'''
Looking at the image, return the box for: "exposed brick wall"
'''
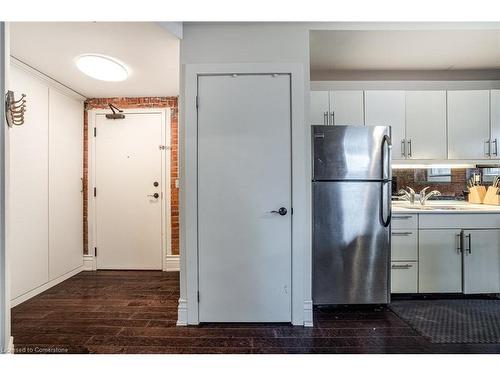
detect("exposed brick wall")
[83,97,179,256]
[393,168,472,199]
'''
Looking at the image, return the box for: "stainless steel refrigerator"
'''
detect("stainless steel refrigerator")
[312,125,392,305]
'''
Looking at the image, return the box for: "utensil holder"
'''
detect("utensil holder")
[483,186,500,206]
[468,186,487,204]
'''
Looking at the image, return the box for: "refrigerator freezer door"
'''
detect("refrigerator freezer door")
[312,125,391,181]
[313,181,391,304]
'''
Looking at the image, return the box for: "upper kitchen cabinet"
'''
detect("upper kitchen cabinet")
[491,90,500,159]
[448,90,490,160]
[310,91,330,125]
[364,91,406,160]
[405,91,447,160]
[329,91,364,126]
[310,90,364,126]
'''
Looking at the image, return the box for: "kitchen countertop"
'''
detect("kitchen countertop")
[392,200,500,214]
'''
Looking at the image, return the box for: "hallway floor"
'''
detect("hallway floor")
[11,271,500,354]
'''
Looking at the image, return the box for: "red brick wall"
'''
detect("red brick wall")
[83,97,179,255]
[393,168,469,198]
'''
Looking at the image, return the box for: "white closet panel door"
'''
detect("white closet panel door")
[447,90,490,160]
[364,91,406,160]
[405,91,447,160]
[48,88,83,280]
[329,90,364,126]
[10,66,49,299]
[310,91,329,125]
[491,90,500,159]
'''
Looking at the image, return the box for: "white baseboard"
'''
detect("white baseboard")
[83,255,96,271]
[177,298,188,326]
[11,265,84,307]
[7,336,14,354]
[165,255,180,272]
[303,300,314,327]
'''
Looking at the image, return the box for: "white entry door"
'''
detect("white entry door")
[95,112,166,269]
[197,74,292,322]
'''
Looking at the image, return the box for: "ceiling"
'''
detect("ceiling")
[310,30,500,79]
[10,22,179,98]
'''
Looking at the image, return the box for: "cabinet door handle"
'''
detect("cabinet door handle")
[323,112,328,125]
[392,232,412,236]
[407,139,412,158]
[401,139,406,158]
[465,233,472,254]
[486,139,491,157]
[493,138,498,157]
[392,215,413,219]
[391,264,413,269]
[330,111,335,125]
[456,233,462,253]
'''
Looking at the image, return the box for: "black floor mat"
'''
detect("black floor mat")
[390,299,500,344]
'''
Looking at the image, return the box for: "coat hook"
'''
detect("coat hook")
[5,90,27,127]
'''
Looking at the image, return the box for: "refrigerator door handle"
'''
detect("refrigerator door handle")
[382,135,392,181]
[380,134,392,227]
[380,180,392,227]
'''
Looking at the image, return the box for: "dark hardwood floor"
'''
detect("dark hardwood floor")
[10,271,500,354]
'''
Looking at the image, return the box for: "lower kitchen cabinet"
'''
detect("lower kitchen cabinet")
[463,229,500,294]
[391,262,418,293]
[418,229,463,293]
[391,229,417,261]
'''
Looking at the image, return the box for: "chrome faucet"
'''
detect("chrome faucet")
[419,187,441,205]
[397,187,417,204]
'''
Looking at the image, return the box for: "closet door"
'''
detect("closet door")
[10,66,49,299]
[48,89,83,280]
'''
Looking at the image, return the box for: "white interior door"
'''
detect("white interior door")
[198,74,292,322]
[48,88,83,279]
[10,65,49,299]
[95,112,164,270]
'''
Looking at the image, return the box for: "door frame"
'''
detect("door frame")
[87,108,172,271]
[179,63,311,326]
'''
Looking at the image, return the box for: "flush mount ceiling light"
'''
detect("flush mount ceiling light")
[75,54,129,82]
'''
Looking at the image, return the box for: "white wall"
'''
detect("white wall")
[0,21,11,353]
[179,22,312,325]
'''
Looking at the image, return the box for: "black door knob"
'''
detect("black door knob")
[148,193,160,199]
[153,181,159,187]
[271,207,287,216]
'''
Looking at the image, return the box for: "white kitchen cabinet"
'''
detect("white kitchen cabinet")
[405,91,447,160]
[491,90,500,159]
[447,90,490,160]
[10,65,50,299]
[310,90,364,126]
[391,230,417,261]
[463,229,500,294]
[364,90,406,160]
[419,229,463,293]
[310,91,329,125]
[48,88,84,280]
[329,91,364,126]
[391,262,418,293]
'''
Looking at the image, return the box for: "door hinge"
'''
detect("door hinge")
[197,291,200,302]
[94,247,97,257]
[94,127,97,137]
[196,95,199,109]
[93,187,97,197]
